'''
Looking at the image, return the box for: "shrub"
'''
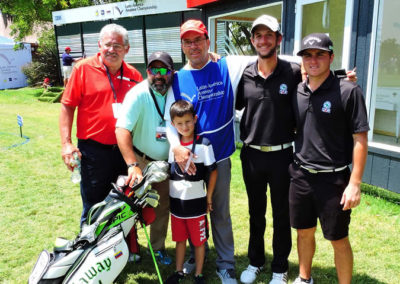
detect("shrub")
[22,29,60,87]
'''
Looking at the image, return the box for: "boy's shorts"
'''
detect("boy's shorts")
[171,215,209,246]
[289,162,352,241]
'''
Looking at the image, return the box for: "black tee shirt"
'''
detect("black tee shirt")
[236,58,302,145]
[292,72,370,169]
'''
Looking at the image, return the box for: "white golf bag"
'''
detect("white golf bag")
[28,161,169,284]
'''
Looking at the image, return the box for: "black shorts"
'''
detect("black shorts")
[289,163,351,241]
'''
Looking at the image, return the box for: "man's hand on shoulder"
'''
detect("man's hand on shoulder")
[346,67,357,82]
[340,181,361,210]
[208,52,221,62]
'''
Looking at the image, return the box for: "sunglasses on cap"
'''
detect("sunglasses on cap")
[147,67,172,76]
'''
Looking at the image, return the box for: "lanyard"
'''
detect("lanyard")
[148,87,165,122]
[104,64,123,102]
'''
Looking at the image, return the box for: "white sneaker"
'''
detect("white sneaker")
[217,268,238,284]
[269,272,288,284]
[240,265,263,284]
[293,276,314,284]
[183,257,196,274]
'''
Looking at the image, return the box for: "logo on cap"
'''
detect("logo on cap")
[304,36,321,46]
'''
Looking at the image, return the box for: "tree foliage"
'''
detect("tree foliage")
[22,28,61,86]
[0,0,131,40]
[228,22,255,55]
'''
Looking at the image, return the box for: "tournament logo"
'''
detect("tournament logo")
[322,101,331,113]
[279,83,288,95]
[181,92,196,102]
[114,6,124,15]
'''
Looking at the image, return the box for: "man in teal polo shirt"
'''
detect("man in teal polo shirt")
[116,51,174,265]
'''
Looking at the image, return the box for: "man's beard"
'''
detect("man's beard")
[150,78,168,94]
[258,45,277,59]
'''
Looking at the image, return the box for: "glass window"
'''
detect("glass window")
[369,0,400,148]
[300,0,346,70]
[213,3,283,56]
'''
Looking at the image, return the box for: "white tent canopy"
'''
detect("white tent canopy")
[0,36,32,90]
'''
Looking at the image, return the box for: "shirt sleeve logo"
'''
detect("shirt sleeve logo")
[322,101,332,113]
[279,83,288,95]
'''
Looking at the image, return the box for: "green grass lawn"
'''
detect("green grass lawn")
[1,88,399,283]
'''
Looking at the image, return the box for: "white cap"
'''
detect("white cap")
[251,15,281,34]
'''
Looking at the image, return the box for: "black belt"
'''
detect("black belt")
[133,146,156,162]
[78,139,118,149]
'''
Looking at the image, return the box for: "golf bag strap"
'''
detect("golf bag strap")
[111,186,146,225]
[111,186,139,212]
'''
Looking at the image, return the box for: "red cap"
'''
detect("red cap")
[44,78,50,83]
[65,46,71,51]
[180,19,208,39]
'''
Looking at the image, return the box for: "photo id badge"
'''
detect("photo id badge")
[156,121,167,142]
[112,103,122,119]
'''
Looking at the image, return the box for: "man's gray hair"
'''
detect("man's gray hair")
[99,23,129,46]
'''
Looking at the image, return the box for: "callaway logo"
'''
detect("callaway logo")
[322,101,332,113]
[75,257,111,283]
[303,36,321,46]
[181,92,196,102]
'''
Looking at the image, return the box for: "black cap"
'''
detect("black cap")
[147,51,174,70]
[297,33,333,56]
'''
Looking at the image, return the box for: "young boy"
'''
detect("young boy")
[166,100,218,284]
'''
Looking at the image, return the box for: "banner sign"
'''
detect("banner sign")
[0,43,31,90]
[52,0,195,25]
[187,0,219,8]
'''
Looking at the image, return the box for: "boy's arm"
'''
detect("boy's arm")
[206,168,218,212]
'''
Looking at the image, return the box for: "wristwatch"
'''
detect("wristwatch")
[127,162,139,168]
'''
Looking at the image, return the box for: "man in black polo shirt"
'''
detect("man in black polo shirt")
[236,15,302,284]
[290,33,369,284]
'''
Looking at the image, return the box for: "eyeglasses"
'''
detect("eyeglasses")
[147,67,172,76]
[182,37,207,47]
[102,42,125,51]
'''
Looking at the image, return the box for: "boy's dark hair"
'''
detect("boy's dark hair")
[170,100,195,120]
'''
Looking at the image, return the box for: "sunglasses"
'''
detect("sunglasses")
[147,67,172,76]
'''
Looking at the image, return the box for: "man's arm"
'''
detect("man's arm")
[165,87,196,175]
[115,127,142,187]
[206,168,218,213]
[59,104,79,171]
[166,120,196,174]
[341,131,368,210]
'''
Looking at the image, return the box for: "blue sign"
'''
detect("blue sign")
[17,115,23,127]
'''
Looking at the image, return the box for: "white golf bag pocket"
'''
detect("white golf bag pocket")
[62,231,129,283]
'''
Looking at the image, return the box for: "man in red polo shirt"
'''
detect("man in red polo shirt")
[59,23,142,227]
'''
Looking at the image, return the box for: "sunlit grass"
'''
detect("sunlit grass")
[0,88,399,283]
